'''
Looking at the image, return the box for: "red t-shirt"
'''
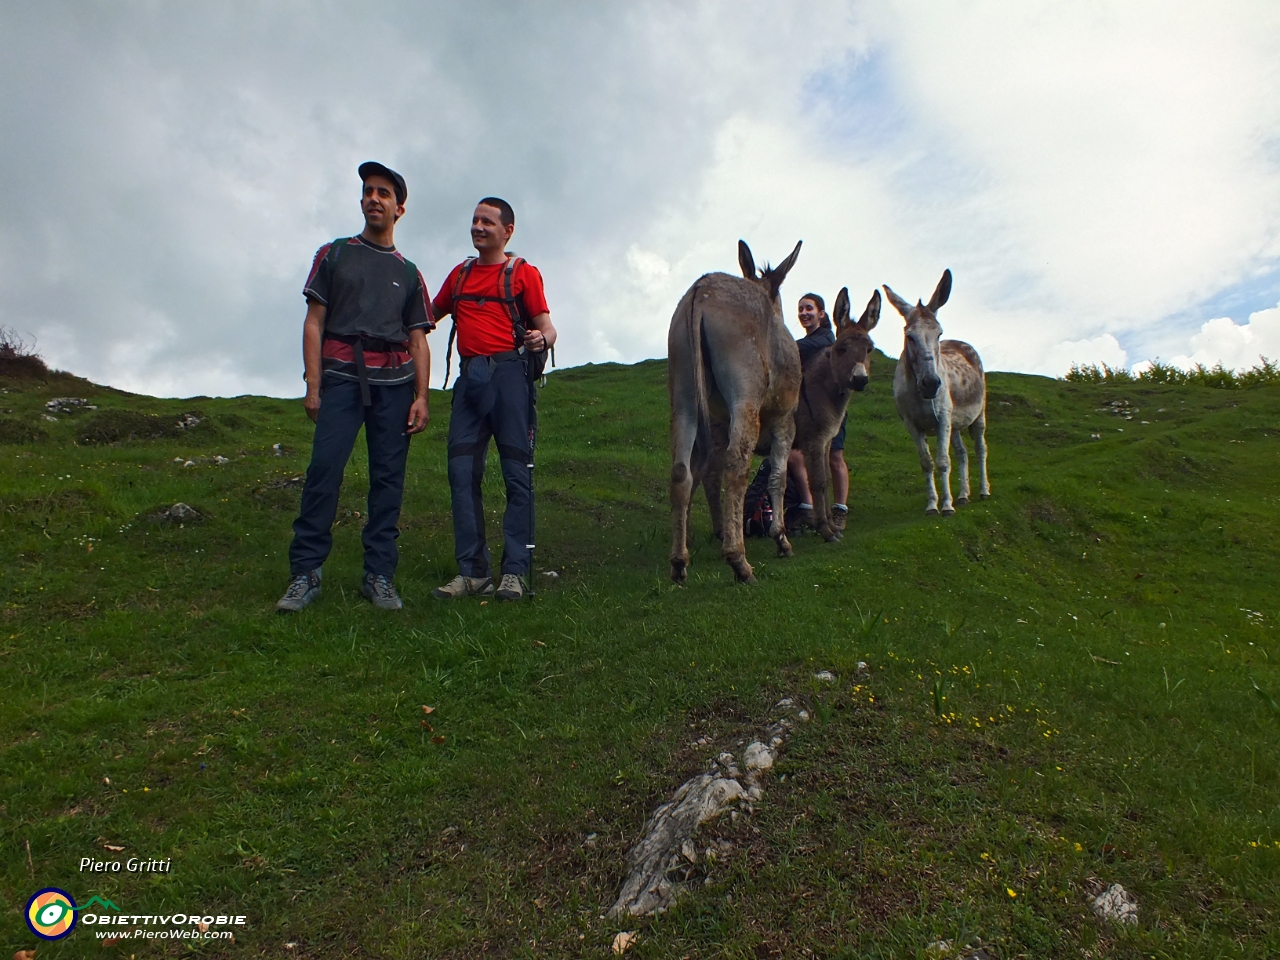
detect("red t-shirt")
[432,258,550,358]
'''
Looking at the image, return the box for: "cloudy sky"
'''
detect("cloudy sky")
[2,1,1279,397]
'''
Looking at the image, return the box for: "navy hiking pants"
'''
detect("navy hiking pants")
[289,376,415,577]
[447,355,535,579]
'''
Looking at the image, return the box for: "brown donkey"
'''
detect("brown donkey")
[668,240,803,583]
[882,269,990,515]
[793,286,881,540]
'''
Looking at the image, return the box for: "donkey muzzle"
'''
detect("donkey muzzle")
[918,374,942,399]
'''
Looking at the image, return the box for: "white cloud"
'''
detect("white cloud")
[1163,305,1280,372]
[1,1,1278,395]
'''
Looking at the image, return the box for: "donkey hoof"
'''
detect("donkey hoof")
[736,571,758,585]
[925,507,940,517]
[941,507,955,517]
[980,492,990,500]
[776,539,794,558]
[670,560,688,583]
[955,497,969,506]
[730,561,756,584]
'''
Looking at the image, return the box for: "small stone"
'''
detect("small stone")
[1089,882,1138,926]
[542,569,559,578]
[611,931,638,954]
[856,661,869,672]
[813,670,836,683]
[584,833,599,847]
[272,443,283,457]
[167,503,200,521]
[742,741,774,772]
[680,840,696,863]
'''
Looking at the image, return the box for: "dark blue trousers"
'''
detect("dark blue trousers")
[289,376,414,577]
[447,355,535,578]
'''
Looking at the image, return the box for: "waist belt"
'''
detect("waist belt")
[462,349,524,364]
[325,334,409,406]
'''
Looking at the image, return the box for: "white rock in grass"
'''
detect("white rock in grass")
[608,774,746,918]
[1089,883,1138,925]
[813,670,837,683]
[742,741,774,772]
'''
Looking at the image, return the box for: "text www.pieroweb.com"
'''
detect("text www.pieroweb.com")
[96,928,234,940]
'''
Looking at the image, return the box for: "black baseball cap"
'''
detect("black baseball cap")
[358,162,407,204]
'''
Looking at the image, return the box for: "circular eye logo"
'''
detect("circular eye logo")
[26,888,78,940]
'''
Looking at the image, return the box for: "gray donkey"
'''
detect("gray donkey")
[669,240,803,584]
[882,269,990,515]
[793,286,881,541]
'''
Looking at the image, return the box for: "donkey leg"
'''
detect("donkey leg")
[804,440,839,542]
[721,408,760,583]
[951,428,971,506]
[906,422,939,515]
[702,422,729,541]
[936,417,955,516]
[972,414,990,499]
[669,414,698,582]
[766,419,795,558]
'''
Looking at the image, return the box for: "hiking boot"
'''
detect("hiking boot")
[276,570,321,613]
[431,574,494,600]
[495,573,526,602]
[362,572,403,611]
[831,504,848,533]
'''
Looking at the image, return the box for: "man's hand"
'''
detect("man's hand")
[522,328,549,352]
[525,312,556,352]
[304,386,322,423]
[406,396,430,434]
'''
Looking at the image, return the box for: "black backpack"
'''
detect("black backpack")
[743,459,776,538]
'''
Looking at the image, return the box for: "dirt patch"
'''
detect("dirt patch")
[78,410,209,444]
[217,413,254,431]
[0,418,47,444]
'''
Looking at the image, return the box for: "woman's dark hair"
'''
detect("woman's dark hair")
[799,292,832,331]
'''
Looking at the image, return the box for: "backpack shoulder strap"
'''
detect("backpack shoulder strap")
[442,258,477,390]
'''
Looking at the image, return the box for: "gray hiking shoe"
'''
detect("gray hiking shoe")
[831,504,848,533]
[431,574,494,600]
[495,573,526,602]
[276,570,321,613]
[362,572,403,611]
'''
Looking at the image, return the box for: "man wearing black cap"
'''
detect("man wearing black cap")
[276,162,433,613]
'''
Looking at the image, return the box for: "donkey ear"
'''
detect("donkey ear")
[766,240,802,298]
[927,269,952,312]
[882,284,913,319]
[738,240,757,279]
[832,287,851,329]
[858,289,881,332]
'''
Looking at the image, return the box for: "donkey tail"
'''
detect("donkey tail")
[688,280,711,441]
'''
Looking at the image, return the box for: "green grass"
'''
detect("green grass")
[1,353,1278,958]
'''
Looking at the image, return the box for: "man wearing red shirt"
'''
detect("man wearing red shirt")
[431,198,557,602]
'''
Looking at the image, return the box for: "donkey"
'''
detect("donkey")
[793,286,881,541]
[669,240,803,584]
[882,269,989,515]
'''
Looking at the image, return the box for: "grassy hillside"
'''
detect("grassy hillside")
[1,352,1278,958]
